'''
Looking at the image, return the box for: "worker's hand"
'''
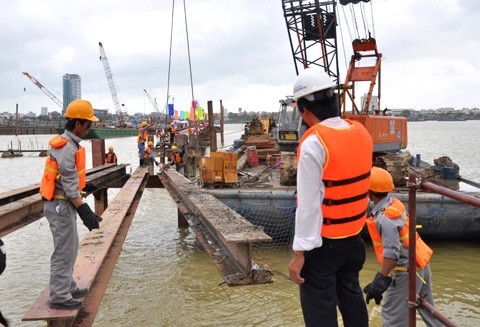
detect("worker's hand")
[363,272,392,305]
[76,203,102,231]
[288,251,305,284]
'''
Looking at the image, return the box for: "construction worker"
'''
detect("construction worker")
[168,122,176,144]
[144,141,159,166]
[105,145,117,164]
[364,167,441,326]
[137,121,149,166]
[170,145,185,173]
[288,67,372,326]
[39,99,102,310]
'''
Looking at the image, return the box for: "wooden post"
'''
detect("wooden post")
[207,101,217,152]
[91,139,108,215]
[15,104,19,136]
[220,100,224,147]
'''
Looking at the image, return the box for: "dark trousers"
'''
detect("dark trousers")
[300,234,368,327]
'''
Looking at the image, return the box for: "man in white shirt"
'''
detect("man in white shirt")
[288,67,373,326]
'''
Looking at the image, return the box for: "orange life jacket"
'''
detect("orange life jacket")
[137,128,148,143]
[297,120,373,238]
[143,146,152,159]
[106,152,117,164]
[366,197,433,269]
[39,134,86,201]
[171,152,183,165]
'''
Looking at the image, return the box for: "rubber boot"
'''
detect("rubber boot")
[139,158,145,167]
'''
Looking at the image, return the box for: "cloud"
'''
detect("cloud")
[1,0,479,116]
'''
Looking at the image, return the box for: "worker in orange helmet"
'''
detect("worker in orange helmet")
[364,166,440,326]
[143,141,159,167]
[137,121,150,166]
[40,100,102,310]
[105,145,117,164]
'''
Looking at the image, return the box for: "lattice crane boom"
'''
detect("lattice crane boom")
[22,72,63,109]
[98,42,124,116]
[143,89,160,113]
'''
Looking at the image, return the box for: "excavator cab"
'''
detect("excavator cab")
[276,97,307,152]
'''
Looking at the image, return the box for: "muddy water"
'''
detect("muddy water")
[0,121,479,326]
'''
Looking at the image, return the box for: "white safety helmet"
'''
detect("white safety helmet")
[292,67,336,101]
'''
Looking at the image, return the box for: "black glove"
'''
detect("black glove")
[83,183,98,193]
[76,203,102,231]
[363,272,392,305]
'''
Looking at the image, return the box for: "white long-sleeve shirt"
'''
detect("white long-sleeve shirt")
[292,117,350,251]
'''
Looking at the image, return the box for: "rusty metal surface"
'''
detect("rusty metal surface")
[0,165,129,237]
[23,167,148,325]
[159,170,272,286]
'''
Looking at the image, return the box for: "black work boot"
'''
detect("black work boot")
[49,299,83,310]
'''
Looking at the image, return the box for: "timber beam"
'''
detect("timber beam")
[159,169,272,286]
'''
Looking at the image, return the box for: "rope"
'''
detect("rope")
[183,0,195,103]
[166,0,175,115]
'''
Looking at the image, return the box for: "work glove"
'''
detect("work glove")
[363,272,392,305]
[76,203,102,231]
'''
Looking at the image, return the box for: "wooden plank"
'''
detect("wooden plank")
[23,168,148,323]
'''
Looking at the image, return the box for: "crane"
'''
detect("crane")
[279,0,407,153]
[98,42,124,121]
[22,72,63,109]
[143,89,160,114]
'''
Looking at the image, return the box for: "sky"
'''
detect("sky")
[1,0,479,116]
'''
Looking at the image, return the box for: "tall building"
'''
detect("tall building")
[41,107,48,116]
[62,74,82,114]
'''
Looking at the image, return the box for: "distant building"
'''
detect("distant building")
[62,74,82,114]
[41,107,48,116]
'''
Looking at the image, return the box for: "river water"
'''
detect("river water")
[0,121,479,326]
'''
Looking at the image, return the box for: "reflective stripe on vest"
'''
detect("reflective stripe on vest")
[297,120,373,238]
[366,197,433,269]
[39,134,86,201]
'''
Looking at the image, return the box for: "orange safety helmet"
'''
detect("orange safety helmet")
[370,167,394,193]
[108,146,114,151]
[141,121,148,127]
[147,141,154,147]
[64,100,99,122]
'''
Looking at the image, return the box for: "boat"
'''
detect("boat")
[200,1,480,242]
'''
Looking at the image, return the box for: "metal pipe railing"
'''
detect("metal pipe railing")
[406,173,480,327]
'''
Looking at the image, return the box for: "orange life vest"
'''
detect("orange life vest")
[143,146,152,159]
[366,197,433,269]
[137,128,148,143]
[297,120,373,238]
[39,134,86,201]
[106,152,117,164]
[171,152,183,165]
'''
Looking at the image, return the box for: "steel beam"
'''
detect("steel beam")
[159,169,272,286]
[0,164,129,237]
